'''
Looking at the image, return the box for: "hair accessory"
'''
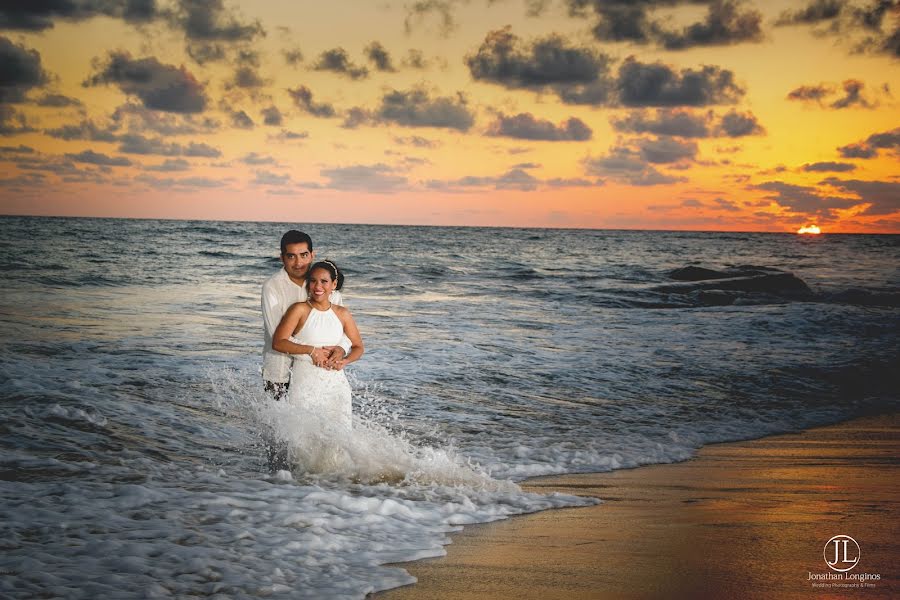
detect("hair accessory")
[322,260,338,278]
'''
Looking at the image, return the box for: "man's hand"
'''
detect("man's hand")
[324,346,347,370]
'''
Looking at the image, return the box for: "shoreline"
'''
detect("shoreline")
[376,413,899,599]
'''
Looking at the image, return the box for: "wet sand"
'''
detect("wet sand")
[376,413,898,599]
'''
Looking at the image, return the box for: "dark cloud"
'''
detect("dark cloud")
[35,93,82,107]
[287,86,336,118]
[717,109,765,137]
[427,168,600,192]
[821,177,900,215]
[174,0,263,42]
[486,112,592,141]
[283,47,304,66]
[261,105,283,126]
[136,173,226,189]
[0,0,158,31]
[637,136,697,163]
[375,87,474,131]
[109,103,220,135]
[402,49,429,69]
[65,149,132,167]
[404,0,458,37]
[44,119,119,142]
[241,152,276,165]
[0,144,35,154]
[787,84,831,102]
[617,58,744,107]
[365,42,396,72]
[802,161,857,172]
[754,180,861,215]
[229,65,266,89]
[117,133,221,157]
[611,109,712,138]
[659,1,764,50]
[837,127,900,158]
[319,163,407,193]
[467,27,610,90]
[583,146,687,186]
[230,109,254,129]
[393,135,440,148]
[312,48,368,80]
[85,51,207,113]
[776,0,844,26]
[0,37,50,103]
[0,105,36,135]
[341,107,372,129]
[830,79,872,108]
[145,158,191,172]
[253,169,291,186]
[269,129,309,141]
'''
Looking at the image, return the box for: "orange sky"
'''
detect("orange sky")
[0,0,898,232]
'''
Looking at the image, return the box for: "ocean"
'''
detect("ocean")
[1,216,897,598]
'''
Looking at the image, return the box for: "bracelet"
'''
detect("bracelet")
[309,346,317,357]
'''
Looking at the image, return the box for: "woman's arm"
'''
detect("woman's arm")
[272,303,329,366]
[328,306,364,370]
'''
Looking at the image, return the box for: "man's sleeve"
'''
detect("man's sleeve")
[261,282,282,337]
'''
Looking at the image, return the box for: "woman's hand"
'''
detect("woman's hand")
[323,346,346,370]
[310,347,328,368]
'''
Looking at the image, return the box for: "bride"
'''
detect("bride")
[272,260,364,436]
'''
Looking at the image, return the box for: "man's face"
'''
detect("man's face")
[281,241,314,285]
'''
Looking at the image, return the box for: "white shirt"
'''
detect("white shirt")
[261,268,350,383]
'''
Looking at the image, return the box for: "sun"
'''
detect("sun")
[797,225,822,235]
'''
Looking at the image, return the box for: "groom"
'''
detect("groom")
[261,229,350,401]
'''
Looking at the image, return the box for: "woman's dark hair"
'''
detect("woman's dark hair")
[307,260,344,290]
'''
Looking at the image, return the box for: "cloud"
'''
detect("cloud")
[611,109,712,138]
[269,129,309,142]
[283,47,304,66]
[0,37,50,103]
[341,107,372,129]
[486,112,592,141]
[109,103,220,136]
[0,105,36,135]
[260,105,283,126]
[402,49,430,69]
[392,135,440,148]
[821,177,900,215]
[136,174,227,189]
[288,85,336,118]
[616,57,744,107]
[85,51,207,113]
[717,109,765,137]
[145,158,191,172]
[658,1,764,50]
[787,84,831,102]
[776,0,844,26]
[312,48,368,79]
[319,163,408,193]
[637,136,697,163]
[404,0,458,37]
[34,93,82,107]
[228,65,266,90]
[365,41,396,72]
[45,119,119,142]
[173,0,263,42]
[253,169,291,186]
[837,127,900,158]
[230,109,254,129]
[241,152,277,165]
[117,133,221,157]
[0,144,35,155]
[831,79,873,108]
[583,146,687,186]
[0,0,158,31]
[802,161,857,172]
[427,168,601,192]
[753,180,862,215]
[65,149,132,167]
[467,27,611,91]
[375,87,475,131]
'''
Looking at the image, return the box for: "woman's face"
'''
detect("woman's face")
[307,267,335,301]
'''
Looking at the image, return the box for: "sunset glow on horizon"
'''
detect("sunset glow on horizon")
[0,1,898,232]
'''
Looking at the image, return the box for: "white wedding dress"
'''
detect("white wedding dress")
[287,305,353,434]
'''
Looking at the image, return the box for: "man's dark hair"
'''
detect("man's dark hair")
[280,230,313,255]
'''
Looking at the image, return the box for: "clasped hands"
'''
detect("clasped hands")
[310,345,346,370]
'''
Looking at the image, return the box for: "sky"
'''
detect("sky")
[0,0,898,232]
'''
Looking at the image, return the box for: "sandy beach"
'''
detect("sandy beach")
[377,413,898,599]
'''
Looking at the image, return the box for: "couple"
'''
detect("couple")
[261,230,364,458]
